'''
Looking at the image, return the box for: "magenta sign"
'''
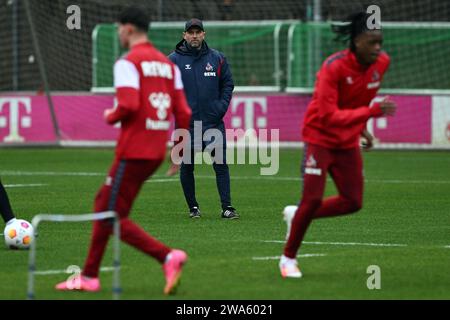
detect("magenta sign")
[0,96,55,142]
[53,96,117,141]
[369,96,431,143]
[223,94,431,144]
[223,95,310,142]
[0,95,116,142]
[0,93,433,145]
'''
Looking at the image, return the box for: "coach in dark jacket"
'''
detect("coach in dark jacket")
[168,18,239,220]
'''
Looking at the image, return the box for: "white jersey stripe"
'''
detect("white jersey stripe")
[174,65,184,90]
[114,59,140,89]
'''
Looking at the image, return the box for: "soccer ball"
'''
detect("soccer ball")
[4,219,34,250]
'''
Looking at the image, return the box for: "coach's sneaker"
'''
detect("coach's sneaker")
[221,206,240,219]
[279,255,302,278]
[283,205,298,240]
[189,207,201,218]
[55,274,101,292]
[163,249,188,295]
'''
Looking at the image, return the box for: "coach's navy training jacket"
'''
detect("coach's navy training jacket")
[169,40,234,130]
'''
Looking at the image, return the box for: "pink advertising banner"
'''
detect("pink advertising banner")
[0,95,116,142]
[370,96,431,143]
[0,93,432,145]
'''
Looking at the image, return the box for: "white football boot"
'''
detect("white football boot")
[282,205,298,240]
[279,255,302,278]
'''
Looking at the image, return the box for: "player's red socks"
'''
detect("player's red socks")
[120,218,171,263]
[284,200,321,258]
[83,218,171,277]
[83,220,112,277]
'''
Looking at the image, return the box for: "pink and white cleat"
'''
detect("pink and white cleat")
[279,255,302,278]
[163,249,188,295]
[55,274,101,292]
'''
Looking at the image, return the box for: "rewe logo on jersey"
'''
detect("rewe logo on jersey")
[367,81,380,89]
[141,61,173,79]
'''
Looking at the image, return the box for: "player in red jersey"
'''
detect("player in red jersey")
[55,7,192,294]
[280,12,397,278]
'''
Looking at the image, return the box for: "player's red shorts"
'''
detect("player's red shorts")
[301,143,363,206]
[283,144,365,258]
[94,158,163,218]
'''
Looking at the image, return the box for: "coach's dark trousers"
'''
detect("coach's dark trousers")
[180,125,231,211]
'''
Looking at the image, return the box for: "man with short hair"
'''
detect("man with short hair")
[55,6,192,295]
[168,18,239,220]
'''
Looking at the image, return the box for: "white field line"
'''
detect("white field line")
[146,178,178,183]
[4,184,48,188]
[252,253,327,260]
[1,171,450,185]
[365,179,450,185]
[34,266,115,276]
[183,175,450,185]
[0,171,103,176]
[194,175,450,185]
[262,240,408,247]
[444,245,450,249]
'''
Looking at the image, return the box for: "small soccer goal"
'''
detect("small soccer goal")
[27,211,121,300]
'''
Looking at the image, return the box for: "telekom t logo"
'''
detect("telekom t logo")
[230,97,267,142]
[0,97,32,142]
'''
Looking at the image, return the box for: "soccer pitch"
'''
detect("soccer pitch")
[0,148,449,300]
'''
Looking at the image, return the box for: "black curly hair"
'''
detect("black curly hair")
[331,11,377,52]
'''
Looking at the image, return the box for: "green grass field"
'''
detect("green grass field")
[0,148,449,300]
